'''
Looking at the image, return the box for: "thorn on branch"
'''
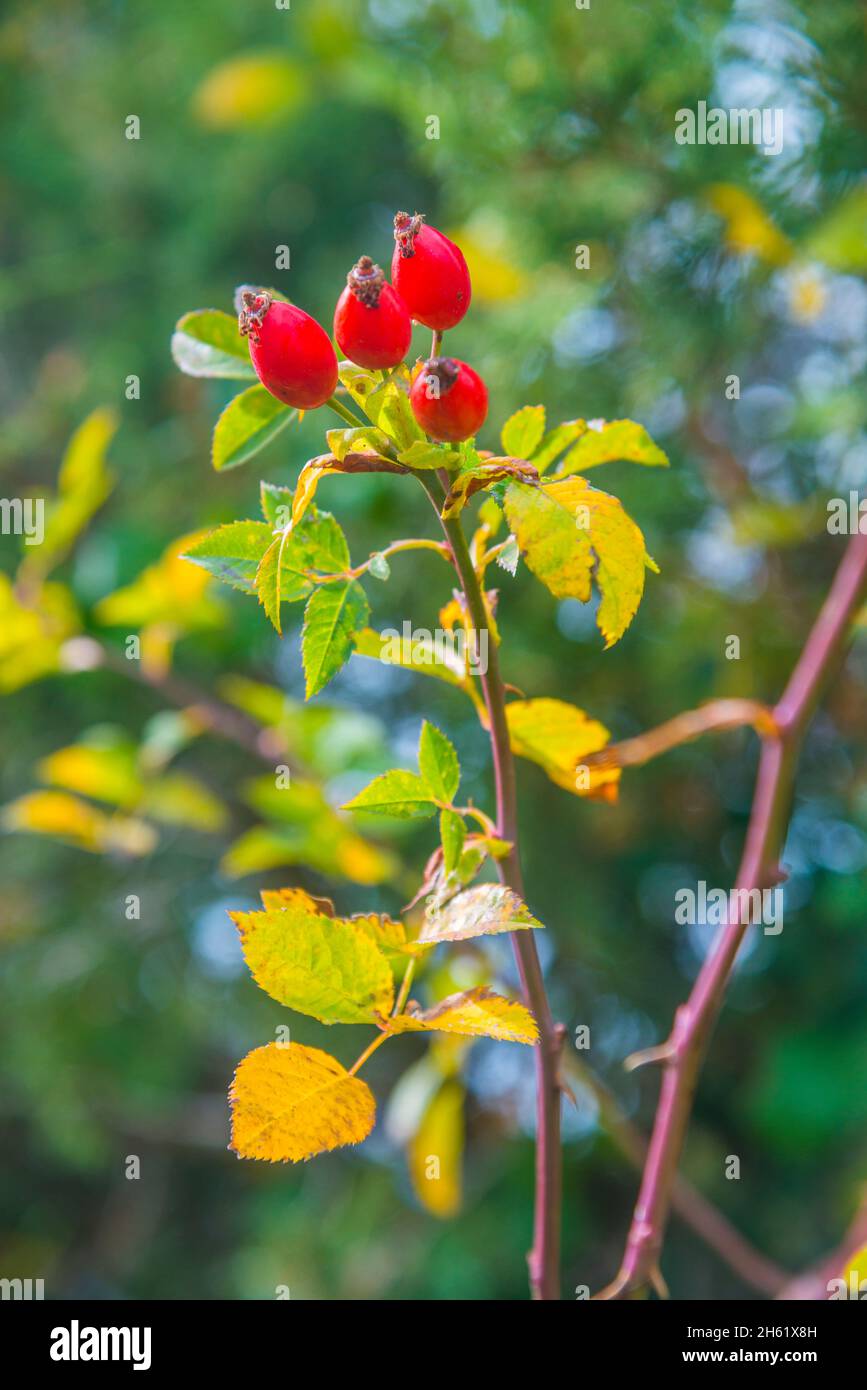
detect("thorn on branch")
[624,1042,675,1073]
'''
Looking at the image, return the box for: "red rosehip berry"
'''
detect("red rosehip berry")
[238,291,338,409]
[409,357,488,443]
[333,256,412,370]
[391,212,472,332]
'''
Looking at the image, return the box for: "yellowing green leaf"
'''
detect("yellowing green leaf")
[326,425,391,462]
[352,626,471,694]
[349,912,426,961]
[212,385,297,471]
[555,419,669,475]
[366,378,424,451]
[501,405,545,459]
[409,1080,464,1217]
[506,697,619,801]
[343,769,437,819]
[419,882,542,944]
[193,54,308,130]
[229,1042,375,1163]
[231,903,394,1024]
[302,579,369,698]
[171,309,257,379]
[504,477,651,646]
[531,420,587,474]
[418,721,460,802]
[397,440,461,470]
[391,987,538,1044]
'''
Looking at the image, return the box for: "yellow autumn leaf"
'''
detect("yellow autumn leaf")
[0,575,79,693]
[446,223,527,303]
[259,886,335,915]
[506,697,620,801]
[230,902,394,1024]
[504,477,651,647]
[20,408,117,580]
[409,1081,464,1218]
[37,741,143,809]
[2,790,156,856]
[95,531,223,632]
[230,1042,375,1163]
[391,987,538,1044]
[419,882,542,945]
[349,911,427,961]
[256,889,419,959]
[707,184,793,267]
[192,54,308,130]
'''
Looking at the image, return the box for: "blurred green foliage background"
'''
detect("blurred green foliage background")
[1,0,866,1299]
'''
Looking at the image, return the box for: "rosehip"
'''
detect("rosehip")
[333,256,412,370]
[239,291,338,409]
[392,212,472,332]
[409,357,488,443]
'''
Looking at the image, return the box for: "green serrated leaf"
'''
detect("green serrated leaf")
[418,721,460,802]
[171,309,256,380]
[501,404,545,459]
[302,579,370,698]
[184,521,273,593]
[342,769,438,819]
[212,386,297,471]
[256,510,350,632]
[260,481,294,528]
[440,809,466,875]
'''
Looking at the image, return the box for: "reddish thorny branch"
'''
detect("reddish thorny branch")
[599,528,867,1299]
[418,471,566,1301]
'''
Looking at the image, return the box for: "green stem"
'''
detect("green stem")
[325,394,366,428]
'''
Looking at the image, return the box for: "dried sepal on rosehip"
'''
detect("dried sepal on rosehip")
[239,291,338,410]
[409,356,488,443]
[333,256,412,370]
[392,212,472,332]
